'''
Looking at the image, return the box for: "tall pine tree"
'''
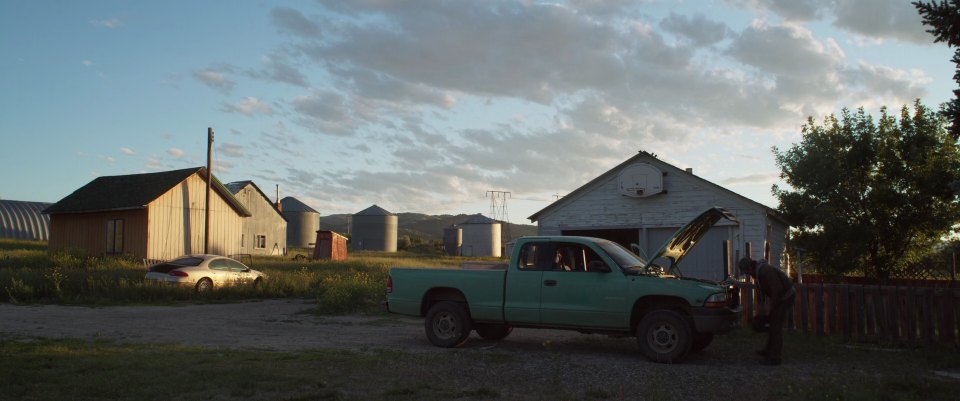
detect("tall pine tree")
[914,1,960,138]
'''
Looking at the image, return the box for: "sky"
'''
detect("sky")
[0,0,955,224]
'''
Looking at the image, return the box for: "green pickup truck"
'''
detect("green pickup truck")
[386,207,742,363]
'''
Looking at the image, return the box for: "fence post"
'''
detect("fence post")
[815,284,825,336]
[799,284,809,333]
[842,284,852,342]
[939,288,955,344]
[905,287,918,346]
[922,288,935,345]
[856,285,866,342]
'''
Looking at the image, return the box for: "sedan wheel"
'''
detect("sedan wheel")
[195,278,213,293]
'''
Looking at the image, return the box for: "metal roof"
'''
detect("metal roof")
[462,214,499,225]
[44,167,251,217]
[355,204,393,216]
[0,199,52,240]
[280,196,319,213]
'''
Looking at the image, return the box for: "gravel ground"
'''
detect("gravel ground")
[2,299,955,400]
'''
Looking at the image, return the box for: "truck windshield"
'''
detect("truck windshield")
[596,240,648,271]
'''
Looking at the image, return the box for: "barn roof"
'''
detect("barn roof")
[44,167,251,216]
[527,151,787,225]
[226,180,287,222]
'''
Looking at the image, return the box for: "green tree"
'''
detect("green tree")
[773,102,960,282]
[914,1,960,138]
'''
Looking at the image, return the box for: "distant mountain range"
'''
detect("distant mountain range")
[318,213,538,242]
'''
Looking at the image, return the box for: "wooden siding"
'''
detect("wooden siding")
[231,183,287,255]
[48,209,148,258]
[146,174,244,260]
[536,155,788,278]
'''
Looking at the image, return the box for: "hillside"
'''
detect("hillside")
[318,213,538,242]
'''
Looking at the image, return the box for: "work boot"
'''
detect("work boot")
[760,358,781,366]
[755,349,768,357]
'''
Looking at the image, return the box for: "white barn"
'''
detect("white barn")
[528,151,790,281]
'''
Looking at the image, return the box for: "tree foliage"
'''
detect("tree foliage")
[773,102,960,281]
[914,0,960,138]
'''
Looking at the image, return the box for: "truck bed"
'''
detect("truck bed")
[387,267,506,321]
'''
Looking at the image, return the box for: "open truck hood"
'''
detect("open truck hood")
[644,207,739,277]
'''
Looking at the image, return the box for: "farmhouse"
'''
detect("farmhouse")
[225,181,287,256]
[528,151,789,281]
[43,167,251,261]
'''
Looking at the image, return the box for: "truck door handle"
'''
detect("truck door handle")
[544,280,558,287]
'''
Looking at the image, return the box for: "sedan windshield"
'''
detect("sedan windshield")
[596,240,648,270]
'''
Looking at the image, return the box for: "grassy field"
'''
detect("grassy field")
[1,329,957,401]
[0,238,489,312]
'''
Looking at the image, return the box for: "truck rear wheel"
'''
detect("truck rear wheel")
[474,323,512,341]
[636,309,692,363]
[424,301,472,348]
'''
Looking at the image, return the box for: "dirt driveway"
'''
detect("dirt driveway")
[0,299,618,354]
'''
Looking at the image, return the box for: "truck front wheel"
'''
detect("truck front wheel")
[636,309,692,363]
[424,301,473,348]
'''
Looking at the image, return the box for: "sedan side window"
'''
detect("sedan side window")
[209,259,230,271]
[227,260,249,272]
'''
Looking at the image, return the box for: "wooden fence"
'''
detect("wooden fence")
[738,283,960,346]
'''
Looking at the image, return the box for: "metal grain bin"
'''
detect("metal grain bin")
[460,214,501,257]
[442,225,462,256]
[280,197,320,248]
[1,200,52,241]
[351,204,398,252]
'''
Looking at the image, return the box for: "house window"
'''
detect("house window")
[255,235,266,249]
[106,219,124,254]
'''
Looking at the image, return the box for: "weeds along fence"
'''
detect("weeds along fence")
[738,283,960,346]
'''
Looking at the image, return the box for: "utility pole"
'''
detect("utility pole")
[205,127,214,254]
[486,191,511,244]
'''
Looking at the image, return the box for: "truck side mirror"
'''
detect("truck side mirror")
[587,261,611,273]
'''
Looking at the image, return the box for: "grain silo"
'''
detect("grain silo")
[460,214,501,257]
[351,205,398,252]
[1,200,52,241]
[280,197,320,248]
[442,225,462,256]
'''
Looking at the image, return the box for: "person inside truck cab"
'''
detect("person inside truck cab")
[553,249,572,271]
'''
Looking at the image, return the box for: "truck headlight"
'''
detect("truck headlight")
[704,292,728,308]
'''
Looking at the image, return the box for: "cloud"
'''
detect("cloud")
[722,173,780,186]
[219,143,244,157]
[120,147,136,156]
[82,60,94,67]
[194,69,236,94]
[168,148,185,158]
[246,54,309,87]
[271,7,322,38]
[659,13,730,47]
[89,18,123,28]
[833,0,929,44]
[222,97,274,116]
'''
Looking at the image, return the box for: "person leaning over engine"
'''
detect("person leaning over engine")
[738,257,796,366]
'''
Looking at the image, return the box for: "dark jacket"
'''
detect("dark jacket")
[755,260,795,304]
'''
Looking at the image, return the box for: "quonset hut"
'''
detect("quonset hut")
[461,214,502,257]
[350,205,397,252]
[0,199,52,241]
[280,197,320,248]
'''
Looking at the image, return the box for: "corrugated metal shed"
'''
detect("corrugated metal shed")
[0,200,52,240]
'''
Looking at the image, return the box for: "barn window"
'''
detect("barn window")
[106,219,124,254]
[255,235,266,249]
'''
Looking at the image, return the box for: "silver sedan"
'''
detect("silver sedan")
[145,254,265,292]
